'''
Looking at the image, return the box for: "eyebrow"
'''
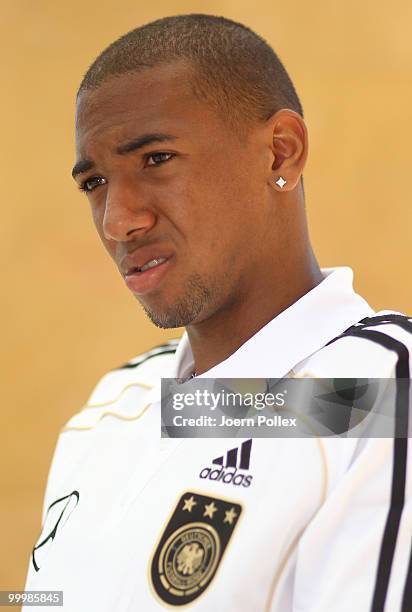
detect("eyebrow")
[71,132,178,179]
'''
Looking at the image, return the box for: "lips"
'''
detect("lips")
[123,256,174,295]
[121,246,174,277]
[128,257,168,274]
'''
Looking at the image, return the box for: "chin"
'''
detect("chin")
[136,272,214,329]
[136,298,195,329]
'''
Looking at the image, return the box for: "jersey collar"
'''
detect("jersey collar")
[170,266,374,380]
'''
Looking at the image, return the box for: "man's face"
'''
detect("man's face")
[74,61,273,328]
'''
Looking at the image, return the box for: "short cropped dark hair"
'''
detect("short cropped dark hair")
[78,14,305,193]
[79,14,303,127]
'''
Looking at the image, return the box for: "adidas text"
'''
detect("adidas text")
[199,466,253,487]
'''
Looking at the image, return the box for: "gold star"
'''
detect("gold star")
[182,495,197,512]
[203,501,218,519]
[224,507,238,525]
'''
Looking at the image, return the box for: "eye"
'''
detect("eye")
[78,176,107,193]
[145,152,175,166]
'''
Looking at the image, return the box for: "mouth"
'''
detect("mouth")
[127,256,169,275]
[124,256,174,295]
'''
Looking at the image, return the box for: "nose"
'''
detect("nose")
[102,181,157,242]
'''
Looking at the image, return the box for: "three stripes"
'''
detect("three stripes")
[212,439,252,470]
[328,313,412,612]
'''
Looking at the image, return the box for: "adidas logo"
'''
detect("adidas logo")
[199,439,253,488]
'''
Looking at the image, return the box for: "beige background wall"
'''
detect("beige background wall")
[1,0,411,592]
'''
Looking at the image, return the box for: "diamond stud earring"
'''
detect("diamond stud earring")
[275,176,287,189]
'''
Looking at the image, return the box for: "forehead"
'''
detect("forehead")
[75,61,223,154]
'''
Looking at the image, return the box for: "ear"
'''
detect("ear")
[267,109,308,191]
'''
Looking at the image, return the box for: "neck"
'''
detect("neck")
[185,247,323,376]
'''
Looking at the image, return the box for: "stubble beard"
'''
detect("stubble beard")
[135,272,216,329]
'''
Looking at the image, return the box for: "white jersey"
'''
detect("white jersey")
[24,267,412,611]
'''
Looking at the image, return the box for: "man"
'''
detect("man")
[24,14,411,611]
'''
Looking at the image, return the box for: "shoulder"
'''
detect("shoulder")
[85,339,179,404]
[38,339,180,521]
[63,339,180,431]
[293,310,412,378]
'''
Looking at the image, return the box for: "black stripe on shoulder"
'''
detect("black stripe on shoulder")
[115,340,179,370]
[326,314,412,349]
[328,327,410,612]
[318,320,412,609]
[355,326,412,612]
[355,314,412,336]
